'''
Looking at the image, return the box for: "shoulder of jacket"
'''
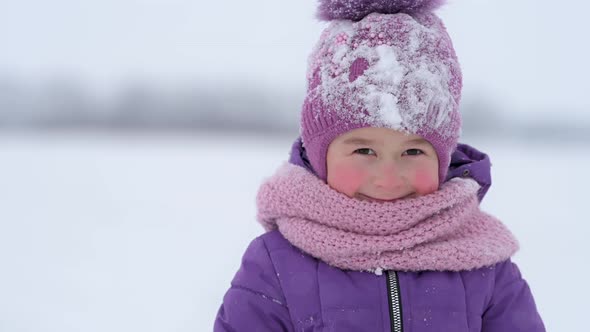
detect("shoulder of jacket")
[256,229,298,253]
[457,260,512,293]
[252,230,320,274]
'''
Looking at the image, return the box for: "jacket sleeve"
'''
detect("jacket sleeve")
[482,259,545,332]
[214,236,294,332]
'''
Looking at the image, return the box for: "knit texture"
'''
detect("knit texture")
[257,163,518,272]
[301,10,462,183]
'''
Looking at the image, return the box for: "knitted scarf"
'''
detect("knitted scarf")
[256,163,518,272]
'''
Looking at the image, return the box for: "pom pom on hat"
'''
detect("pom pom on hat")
[318,0,446,21]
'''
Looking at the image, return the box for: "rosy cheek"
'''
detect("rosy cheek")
[412,168,439,195]
[327,163,367,197]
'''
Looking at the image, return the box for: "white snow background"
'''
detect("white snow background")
[0,132,587,331]
[0,0,588,330]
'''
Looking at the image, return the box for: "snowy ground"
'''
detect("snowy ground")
[0,132,587,331]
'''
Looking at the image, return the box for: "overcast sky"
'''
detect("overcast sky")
[0,0,588,121]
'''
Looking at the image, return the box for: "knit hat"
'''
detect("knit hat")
[301,0,462,183]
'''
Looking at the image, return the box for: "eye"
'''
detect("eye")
[354,148,376,156]
[403,149,424,156]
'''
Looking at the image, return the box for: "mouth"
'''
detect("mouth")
[355,193,412,203]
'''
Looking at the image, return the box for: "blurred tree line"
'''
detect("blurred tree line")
[0,76,587,141]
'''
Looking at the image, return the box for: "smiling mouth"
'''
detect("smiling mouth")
[355,193,410,203]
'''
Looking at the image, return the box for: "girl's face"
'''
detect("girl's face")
[326,127,439,202]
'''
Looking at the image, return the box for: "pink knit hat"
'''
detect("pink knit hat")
[301,0,462,183]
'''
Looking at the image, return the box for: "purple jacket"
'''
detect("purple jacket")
[214,142,545,331]
[215,231,544,331]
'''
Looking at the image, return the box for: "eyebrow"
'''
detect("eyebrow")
[341,137,376,145]
[404,138,430,146]
[341,137,429,146]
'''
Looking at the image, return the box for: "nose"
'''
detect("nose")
[373,160,404,190]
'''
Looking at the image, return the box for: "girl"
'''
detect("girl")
[214,0,545,330]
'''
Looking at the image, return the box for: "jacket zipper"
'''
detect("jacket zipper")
[386,270,403,332]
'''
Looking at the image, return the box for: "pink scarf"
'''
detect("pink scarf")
[256,163,518,272]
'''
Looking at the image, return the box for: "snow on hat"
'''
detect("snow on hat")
[301,0,462,184]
